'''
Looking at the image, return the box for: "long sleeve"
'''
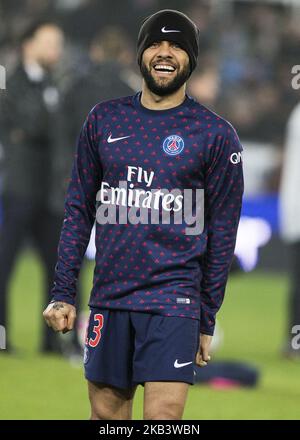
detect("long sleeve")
[51,107,102,305]
[200,123,244,335]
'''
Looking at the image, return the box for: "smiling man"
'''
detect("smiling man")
[43,9,244,420]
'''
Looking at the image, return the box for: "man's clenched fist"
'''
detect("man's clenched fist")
[43,301,76,333]
[195,333,212,367]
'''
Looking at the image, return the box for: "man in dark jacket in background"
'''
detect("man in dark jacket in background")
[0,21,74,354]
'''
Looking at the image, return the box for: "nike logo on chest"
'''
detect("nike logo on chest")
[107,134,132,143]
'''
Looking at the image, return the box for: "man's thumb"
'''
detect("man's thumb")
[195,350,207,367]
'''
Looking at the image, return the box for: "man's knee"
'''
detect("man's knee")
[88,381,135,420]
[144,381,189,420]
[144,401,185,420]
[90,403,117,420]
[90,399,133,420]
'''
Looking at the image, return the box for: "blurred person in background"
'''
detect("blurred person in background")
[279,101,300,359]
[0,21,80,356]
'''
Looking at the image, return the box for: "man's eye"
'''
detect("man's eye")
[171,43,181,49]
[150,42,159,48]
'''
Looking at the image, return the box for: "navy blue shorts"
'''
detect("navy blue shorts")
[84,308,200,390]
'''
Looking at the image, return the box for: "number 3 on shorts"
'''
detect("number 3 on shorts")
[88,313,104,348]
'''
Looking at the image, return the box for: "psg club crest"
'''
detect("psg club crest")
[162,135,184,156]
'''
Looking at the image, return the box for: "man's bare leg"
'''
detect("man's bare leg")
[143,382,189,420]
[88,381,137,420]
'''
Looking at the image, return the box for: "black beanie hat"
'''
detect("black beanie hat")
[137,9,200,74]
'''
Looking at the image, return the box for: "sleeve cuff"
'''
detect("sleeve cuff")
[200,306,216,336]
[50,294,76,307]
[199,326,215,336]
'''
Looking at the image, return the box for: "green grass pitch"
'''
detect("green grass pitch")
[0,250,299,420]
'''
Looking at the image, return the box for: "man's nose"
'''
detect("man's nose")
[156,41,173,57]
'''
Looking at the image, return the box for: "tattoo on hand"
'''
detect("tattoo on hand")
[52,302,65,311]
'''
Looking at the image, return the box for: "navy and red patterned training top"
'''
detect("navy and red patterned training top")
[51,91,244,335]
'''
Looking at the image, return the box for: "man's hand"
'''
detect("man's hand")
[195,333,213,367]
[43,301,76,334]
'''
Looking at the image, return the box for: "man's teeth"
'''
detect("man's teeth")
[154,64,175,72]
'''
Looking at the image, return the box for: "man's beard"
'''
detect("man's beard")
[140,60,190,96]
